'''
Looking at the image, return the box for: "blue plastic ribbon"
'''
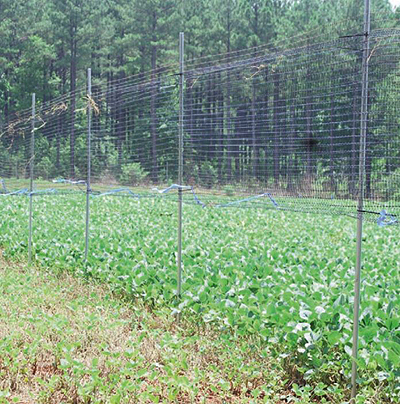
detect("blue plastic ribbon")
[152,184,206,206]
[191,187,206,207]
[152,184,192,194]
[30,188,57,196]
[1,188,60,196]
[95,188,141,198]
[377,210,398,227]
[0,188,29,196]
[267,193,279,207]
[216,192,279,208]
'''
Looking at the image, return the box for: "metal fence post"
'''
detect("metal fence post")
[28,93,35,265]
[351,0,370,401]
[85,68,92,261]
[177,32,184,313]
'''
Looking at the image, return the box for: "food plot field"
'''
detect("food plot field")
[0,195,399,402]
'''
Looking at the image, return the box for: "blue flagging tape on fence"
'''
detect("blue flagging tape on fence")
[216,192,279,208]
[191,187,206,208]
[152,184,207,206]
[377,210,398,227]
[0,188,63,197]
[267,193,279,207]
[30,188,58,196]
[95,188,141,198]
[152,184,192,194]
[0,188,29,196]
[14,189,28,195]
[151,184,206,206]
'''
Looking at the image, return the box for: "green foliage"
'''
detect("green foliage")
[119,162,148,185]
[224,184,235,196]
[0,194,398,402]
[199,161,218,188]
[36,156,55,180]
[0,0,399,401]
[1,0,398,196]
[374,168,400,201]
[1,0,395,122]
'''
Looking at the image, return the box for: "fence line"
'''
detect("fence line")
[1,7,400,400]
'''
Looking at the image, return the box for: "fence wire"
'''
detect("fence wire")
[1,28,400,225]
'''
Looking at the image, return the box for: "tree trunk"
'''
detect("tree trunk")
[186,77,194,170]
[287,76,296,193]
[273,71,280,187]
[306,63,312,177]
[350,73,358,196]
[252,75,257,179]
[330,73,335,193]
[225,6,232,183]
[365,90,372,198]
[117,75,126,170]
[150,14,158,183]
[280,82,287,187]
[217,73,224,182]
[263,66,269,184]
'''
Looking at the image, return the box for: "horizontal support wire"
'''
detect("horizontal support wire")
[1,28,400,225]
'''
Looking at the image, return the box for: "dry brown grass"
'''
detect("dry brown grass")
[0,253,287,404]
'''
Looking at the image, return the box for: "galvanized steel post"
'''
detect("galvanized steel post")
[177,32,184,310]
[28,93,35,265]
[351,0,370,401]
[85,68,92,261]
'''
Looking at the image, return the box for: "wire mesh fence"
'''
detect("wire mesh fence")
[1,10,400,400]
[1,27,400,226]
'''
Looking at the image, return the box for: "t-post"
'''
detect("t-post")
[177,32,184,321]
[28,93,35,265]
[351,0,370,401]
[85,68,92,261]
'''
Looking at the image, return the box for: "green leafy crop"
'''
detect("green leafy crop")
[0,194,399,401]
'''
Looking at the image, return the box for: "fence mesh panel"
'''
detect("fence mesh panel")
[1,28,400,225]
